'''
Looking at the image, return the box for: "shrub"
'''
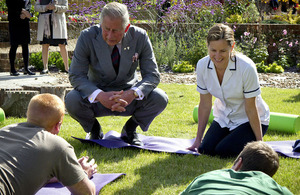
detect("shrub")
[224,0,246,16]
[29,51,70,71]
[226,14,243,23]
[236,32,269,64]
[178,28,209,67]
[256,61,284,73]
[172,61,194,73]
[271,10,300,24]
[29,52,43,70]
[49,52,71,71]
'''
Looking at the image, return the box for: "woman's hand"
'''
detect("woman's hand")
[187,139,201,152]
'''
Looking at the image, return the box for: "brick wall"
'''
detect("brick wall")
[0,22,39,44]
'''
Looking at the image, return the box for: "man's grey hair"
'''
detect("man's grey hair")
[99,2,130,30]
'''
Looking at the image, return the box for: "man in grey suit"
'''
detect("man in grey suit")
[65,2,168,146]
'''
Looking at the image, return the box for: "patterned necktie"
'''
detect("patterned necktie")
[111,45,120,74]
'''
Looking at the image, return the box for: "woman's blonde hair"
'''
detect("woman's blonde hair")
[207,24,236,60]
[207,23,235,47]
[27,93,65,130]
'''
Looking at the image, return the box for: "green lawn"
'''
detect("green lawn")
[1,84,299,194]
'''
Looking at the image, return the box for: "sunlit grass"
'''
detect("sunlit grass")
[1,84,299,194]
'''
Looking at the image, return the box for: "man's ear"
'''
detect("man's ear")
[125,24,130,33]
[50,121,62,135]
[232,157,243,171]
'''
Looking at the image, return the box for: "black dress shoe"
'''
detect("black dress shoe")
[86,120,104,140]
[24,70,36,75]
[10,72,20,76]
[121,126,143,146]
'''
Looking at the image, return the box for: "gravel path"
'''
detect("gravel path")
[50,71,300,89]
[1,38,299,89]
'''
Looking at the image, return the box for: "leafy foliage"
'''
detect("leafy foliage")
[236,32,269,64]
[172,61,194,73]
[29,51,70,71]
[256,61,284,73]
[29,52,43,70]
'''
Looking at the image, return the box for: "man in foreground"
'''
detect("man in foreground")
[0,93,97,195]
[181,141,293,194]
[65,2,168,146]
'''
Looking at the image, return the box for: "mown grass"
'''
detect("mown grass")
[1,84,299,194]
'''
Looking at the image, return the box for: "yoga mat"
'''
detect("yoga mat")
[35,173,125,195]
[73,132,299,159]
[193,106,300,133]
[73,130,199,156]
[266,140,300,159]
[0,108,5,122]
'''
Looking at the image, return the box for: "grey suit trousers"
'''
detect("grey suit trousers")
[65,88,168,133]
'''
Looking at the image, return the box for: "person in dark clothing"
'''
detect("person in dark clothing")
[6,0,35,76]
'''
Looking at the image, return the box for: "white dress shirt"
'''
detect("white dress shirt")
[88,42,144,103]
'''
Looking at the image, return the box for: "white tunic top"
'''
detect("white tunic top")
[196,54,270,130]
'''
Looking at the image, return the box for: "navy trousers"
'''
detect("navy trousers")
[198,120,268,158]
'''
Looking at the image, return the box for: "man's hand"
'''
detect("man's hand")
[96,91,128,112]
[78,156,97,179]
[119,90,136,106]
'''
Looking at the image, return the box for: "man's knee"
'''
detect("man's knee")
[65,90,82,113]
[149,88,168,109]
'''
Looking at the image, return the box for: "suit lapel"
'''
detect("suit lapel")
[115,29,136,81]
[92,30,117,78]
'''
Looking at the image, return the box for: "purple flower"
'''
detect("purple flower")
[244,32,250,36]
[283,29,287,35]
[253,37,257,44]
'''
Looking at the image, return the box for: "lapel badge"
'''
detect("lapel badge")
[132,53,139,62]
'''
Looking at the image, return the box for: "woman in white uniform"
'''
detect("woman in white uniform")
[188,24,270,158]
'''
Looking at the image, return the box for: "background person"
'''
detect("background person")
[65,2,168,146]
[0,94,96,195]
[182,141,293,194]
[188,24,270,158]
[35,0,69,74]
[6,0,35,76]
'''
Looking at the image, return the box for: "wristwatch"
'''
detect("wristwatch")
[133,90,139,98]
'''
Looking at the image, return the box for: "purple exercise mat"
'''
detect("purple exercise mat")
[266,140,300,159]
[73,130,199,155]
[73,131,300,159]
[35,173,125,195]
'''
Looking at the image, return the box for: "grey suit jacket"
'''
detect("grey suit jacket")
[69,25,160,99]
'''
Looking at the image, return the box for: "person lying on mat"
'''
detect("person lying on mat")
[188,23,270,158]
[65,2,168,146]
[182,141,293,195]
[0,94,97,195]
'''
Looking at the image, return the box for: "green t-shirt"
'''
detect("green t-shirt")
[181,169,293,195]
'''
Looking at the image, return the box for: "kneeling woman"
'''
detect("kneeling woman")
[188,24,270,158]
